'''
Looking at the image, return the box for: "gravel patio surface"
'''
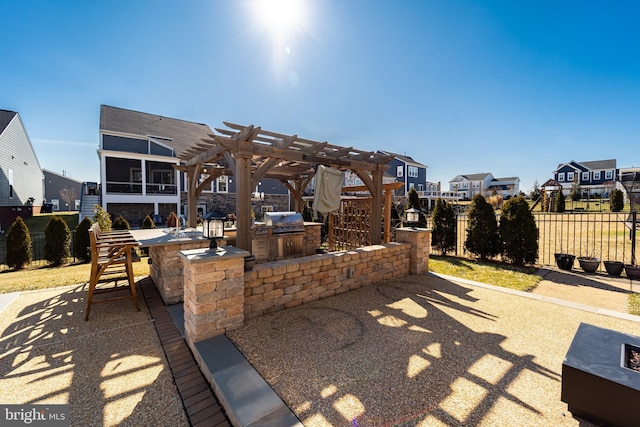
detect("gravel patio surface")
[0,283,188,427]
[227,273,640,427]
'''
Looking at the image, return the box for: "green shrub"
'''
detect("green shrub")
[112,215,130,230]
[465,194,501,260]
[499,196,539,266]
[44,215,71,266]
[6,216,32,269]
[555,191,566,213]
[142,214,156,229]
[92,204,111,231]
[431,198,456,255]
[610,188,624,212]
[74,217,93,263]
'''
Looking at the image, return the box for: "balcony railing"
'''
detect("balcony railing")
[105,181,177,195]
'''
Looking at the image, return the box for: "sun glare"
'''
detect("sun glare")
[253,0,306,37]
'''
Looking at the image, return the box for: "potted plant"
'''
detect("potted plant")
[624,264,640,280]
[554,253,575,271]
[577,256,601,274]
[603,260,624,277]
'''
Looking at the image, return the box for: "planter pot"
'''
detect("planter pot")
[624,264,640,280]
[603,261,624,277]
[554,253,575,271]
[578,257,601,274]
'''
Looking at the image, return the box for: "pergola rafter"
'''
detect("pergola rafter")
[178,122,393,252]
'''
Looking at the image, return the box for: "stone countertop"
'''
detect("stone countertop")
[130,228,208,247]
[178,246,250,263]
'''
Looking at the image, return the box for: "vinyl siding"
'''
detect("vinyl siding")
[0,115,43,206]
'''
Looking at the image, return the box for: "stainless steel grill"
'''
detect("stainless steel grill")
[264,211,305,234]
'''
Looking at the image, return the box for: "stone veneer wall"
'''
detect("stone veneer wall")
[243,242,410,319]
[149,240,211,304]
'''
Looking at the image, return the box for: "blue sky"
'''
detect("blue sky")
[2,0,639,193]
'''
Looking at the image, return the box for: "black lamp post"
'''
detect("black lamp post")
[203,211,225,249]
[406,207,420,229]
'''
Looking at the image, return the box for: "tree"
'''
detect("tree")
[499,196,539,266]
[44,215,71,266]
[610,188,624,212]
[431,198,456,255]
[6,217,32,269]
[569,180,581,201]
[59,187,78,211]
[166,212,178,228]
[74,217,92,263]
[112,215,130,230]
[92,204,111,231]
[529,180,541,201]
[555,190,566,213]
[465,194,501,260]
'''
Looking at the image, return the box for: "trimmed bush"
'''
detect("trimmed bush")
[431,198,456,255]
[465,194,501,260]
[610,188,624,212]
[555,191,566,213]
[142,214,156,229]
[44,215,71,266]
[499,196,539,266]
[6,216,32,269]
[74,217,92,263]
[112,215,130,230]
[92,204,111,231]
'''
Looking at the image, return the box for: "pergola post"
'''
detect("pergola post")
[235,143,253,252]
[370,164,384,245]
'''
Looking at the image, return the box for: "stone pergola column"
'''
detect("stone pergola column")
[396,227,432,274]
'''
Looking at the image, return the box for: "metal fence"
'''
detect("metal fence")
[0,231,78,272]
[428,212,639,270]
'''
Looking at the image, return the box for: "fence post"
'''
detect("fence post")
[632,211,637,266]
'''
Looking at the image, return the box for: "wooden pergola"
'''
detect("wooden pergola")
[176,122,393,252]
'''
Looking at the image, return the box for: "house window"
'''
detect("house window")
[582,172,589,182]
[558,173,565,182]
[408,166,419,178]
[605,170,613,180]
[594,171,601,180]
[74,200,80,210]
[217,176,228,193]
[396,166,403,178]
[417,184,424,191]
[567,172,574,182]
[51,199,60,211]
[198,174,213,192]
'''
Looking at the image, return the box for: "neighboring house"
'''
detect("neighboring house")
[553,159,617,198]
[99,105,291,226]
[99,105,214,226]
[449,173,520,199]
[377,150,428,197]
[43,169,83,212]
[0,109,44,230]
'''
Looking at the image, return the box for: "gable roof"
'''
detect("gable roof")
[554,159,616,173]
[43,168,83,184]
[0,109,18,136]
[377,150,427,168]
[99,105,214,157]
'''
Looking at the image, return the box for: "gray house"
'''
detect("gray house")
[0,110,44,230]
[43,169,83,212]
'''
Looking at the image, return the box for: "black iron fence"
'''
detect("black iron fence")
[427,212,639,270]
[0,231,78,272]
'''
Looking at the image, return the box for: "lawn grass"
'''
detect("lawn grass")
[0,257,150,293]
[428,255,542,292]
[630,293,640,316]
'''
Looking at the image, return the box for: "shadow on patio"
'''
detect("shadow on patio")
[0,282,188,426]
[227,273,637,426]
